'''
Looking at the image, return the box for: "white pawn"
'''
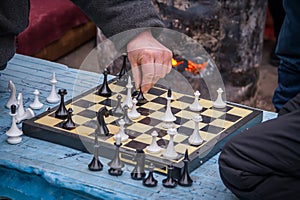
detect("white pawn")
[114,119,129,142]
[122,76,133,109]
[47,72,60,103]
[161,89,176,129]
[128,98,141,120]
[189,90,203,111]
[213,88,226,108]
[188,114,204,145]
[30,89,44,109]
[6,105,23,144]
[146,131,162,154]
[6,80,18,109]
[16,93,25,120]
[163,128,178,160]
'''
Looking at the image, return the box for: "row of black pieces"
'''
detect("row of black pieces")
[88,144,193,188]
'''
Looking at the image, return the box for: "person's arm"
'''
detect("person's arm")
[278,93,300,116]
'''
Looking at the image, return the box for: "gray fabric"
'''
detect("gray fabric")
[0,0,29,68]
[0,0,164,69]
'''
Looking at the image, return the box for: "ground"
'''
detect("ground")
[57,39,278,112]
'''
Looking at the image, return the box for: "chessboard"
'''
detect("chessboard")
[22,77,263,176]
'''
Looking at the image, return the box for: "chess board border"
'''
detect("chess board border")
[22,77,263,176]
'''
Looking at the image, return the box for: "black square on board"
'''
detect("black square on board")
[77,109,97,119]
[200,125,224,134]
[220,113,241,122]
[73,99,96,108]
[138,117,161,126]
[158,107,181,114]
[151,97,167,105]
[137,107,151,116]
[178,96,194,104]
[98,99,117,107]
[148,87,166,96]
[178,126,194,135]
[82,120,98,129]
[124,140,148,150]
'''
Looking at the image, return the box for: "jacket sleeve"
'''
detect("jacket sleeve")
[71,0,164,37]
[278,93,300,116]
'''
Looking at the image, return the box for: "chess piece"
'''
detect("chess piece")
[47,72,60,103]
[62,108,76,130]
[108,133,124,176]
[128,98,141,120]
[114,119,128,142]
[213,88,226,108]
[178,149,193,187]
[122,76,133,109]
[16,108,35,124]
[188,114,204,145]
[131,149,146,180]
[161,88,176,129]
[30,89,44,110]
[97,69,112,97]
[6,105,23,144]
[189,90,203,111]
[111,94,124,117]
[163,128,178,160]
[136,87,148,106]
[162,165,177,188]
[146,130,162,153]
[121,105,133,126]
[96,106,110,136]
[143,163,158,187]
[55,89,68,119]
[88,131,103,171]
[118,54,128,83]
[6,80,18,109]
[16,93,25,121]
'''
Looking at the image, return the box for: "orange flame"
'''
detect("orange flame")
[172,58,207,75]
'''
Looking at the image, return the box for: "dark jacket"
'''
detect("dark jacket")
[0,0,164,69]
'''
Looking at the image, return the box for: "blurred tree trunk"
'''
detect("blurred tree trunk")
[152,0,268,102]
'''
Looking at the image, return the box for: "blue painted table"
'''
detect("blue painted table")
[0,54,277,200]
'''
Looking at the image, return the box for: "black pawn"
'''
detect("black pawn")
[121,105,133,125]
[111,94,124,117]
[167,88,172,98]
[143,163,158,187]
[88,144,103,171]
[55,89,68,119]
[97,69,112,97]
[62,108,76,130]
[131,149,146,180]
[178,149,193,187]
[108,141,124,176]
[10,104,17,115]
[162,165,177,188]
[136,87,148,106]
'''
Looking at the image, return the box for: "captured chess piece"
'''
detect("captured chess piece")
[161,88,176,129]
[6,105,23,144]
[96,106,110,136]
[111,94,124,117]
[131,149,146,180]
[213,88,226,109]
[188,114,204,145]
[47,72,60,103]
[30,89,43,110]
[88,129,103,171]
[108,133,124,176]
[55,89,68,119]
[162,165,177,188]
[16,93,35,123]
[62,108,76,130]
[143,163,158,187]
[97,69,112,97]
[6,80,18,109]
[189,90,203,111]
[178,149,193,187]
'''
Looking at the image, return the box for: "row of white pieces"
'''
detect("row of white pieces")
[189,89,226,111]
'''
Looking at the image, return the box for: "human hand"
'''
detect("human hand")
[127,31,172,93]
